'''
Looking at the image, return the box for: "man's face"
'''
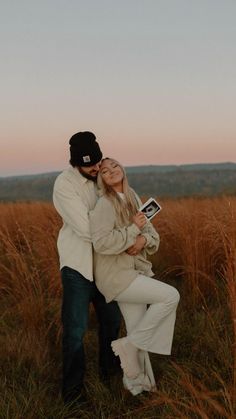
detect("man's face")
[78,161,101,181]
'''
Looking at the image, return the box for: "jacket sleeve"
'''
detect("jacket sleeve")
[53,176,91,242]
[133,190,160,255]
[141,222,160,255]
[90,198,141,255]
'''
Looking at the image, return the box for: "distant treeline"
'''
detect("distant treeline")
[0,163,236,202]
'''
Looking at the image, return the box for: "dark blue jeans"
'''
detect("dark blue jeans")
[61,266,121,402]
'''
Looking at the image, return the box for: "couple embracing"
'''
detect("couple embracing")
[53,131,180,406]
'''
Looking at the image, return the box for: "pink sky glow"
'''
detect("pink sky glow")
[1,1,235,176]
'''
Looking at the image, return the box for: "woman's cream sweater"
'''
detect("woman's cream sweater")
[90,195,160,302]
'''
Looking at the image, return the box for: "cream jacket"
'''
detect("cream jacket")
[53,167,98,281]
[90,195,160,302]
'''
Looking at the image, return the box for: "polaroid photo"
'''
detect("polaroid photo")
[139,197,162,220]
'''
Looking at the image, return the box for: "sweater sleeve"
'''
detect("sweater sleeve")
[133,190,160,255]
[141,222,160,255]
[53,176,91,242]
[90,197,141,255]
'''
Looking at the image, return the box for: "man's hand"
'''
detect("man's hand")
[126,235,147,256]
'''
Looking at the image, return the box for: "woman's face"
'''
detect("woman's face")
[100,159,124,191]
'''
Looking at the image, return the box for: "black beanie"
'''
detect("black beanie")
[69,131,103,167]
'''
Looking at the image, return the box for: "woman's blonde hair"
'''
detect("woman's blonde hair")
[97,158,138,225]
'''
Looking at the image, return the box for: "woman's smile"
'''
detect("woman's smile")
[100,159,124,190]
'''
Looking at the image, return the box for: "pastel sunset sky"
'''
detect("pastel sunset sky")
[1,0,236,176]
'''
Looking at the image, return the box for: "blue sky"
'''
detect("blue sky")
[1,0,236,176]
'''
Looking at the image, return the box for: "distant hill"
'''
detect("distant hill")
[0,163,236,202]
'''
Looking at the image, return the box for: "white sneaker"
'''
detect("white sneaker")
[111,337,141,379]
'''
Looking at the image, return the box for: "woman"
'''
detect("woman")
[90,158,180,395]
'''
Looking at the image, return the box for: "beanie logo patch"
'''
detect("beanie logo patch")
[83,155,91,163]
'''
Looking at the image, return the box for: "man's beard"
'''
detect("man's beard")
[78,167,98,182]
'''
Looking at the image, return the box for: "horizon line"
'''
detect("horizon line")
[0,161,235,179]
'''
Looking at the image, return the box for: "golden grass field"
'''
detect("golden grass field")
[0,197,235,418]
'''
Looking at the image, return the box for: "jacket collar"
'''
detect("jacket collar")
[68,166,88,185]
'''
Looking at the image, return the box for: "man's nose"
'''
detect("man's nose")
[94,164,100,171]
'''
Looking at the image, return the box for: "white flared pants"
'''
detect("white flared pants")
[115,275,180,355]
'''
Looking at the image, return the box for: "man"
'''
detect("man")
[53,131,121,404]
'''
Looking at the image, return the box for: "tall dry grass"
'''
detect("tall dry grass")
[0,197,235,418]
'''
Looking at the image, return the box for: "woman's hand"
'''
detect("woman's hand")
[126,235,147,256]
[133,212,147,229]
